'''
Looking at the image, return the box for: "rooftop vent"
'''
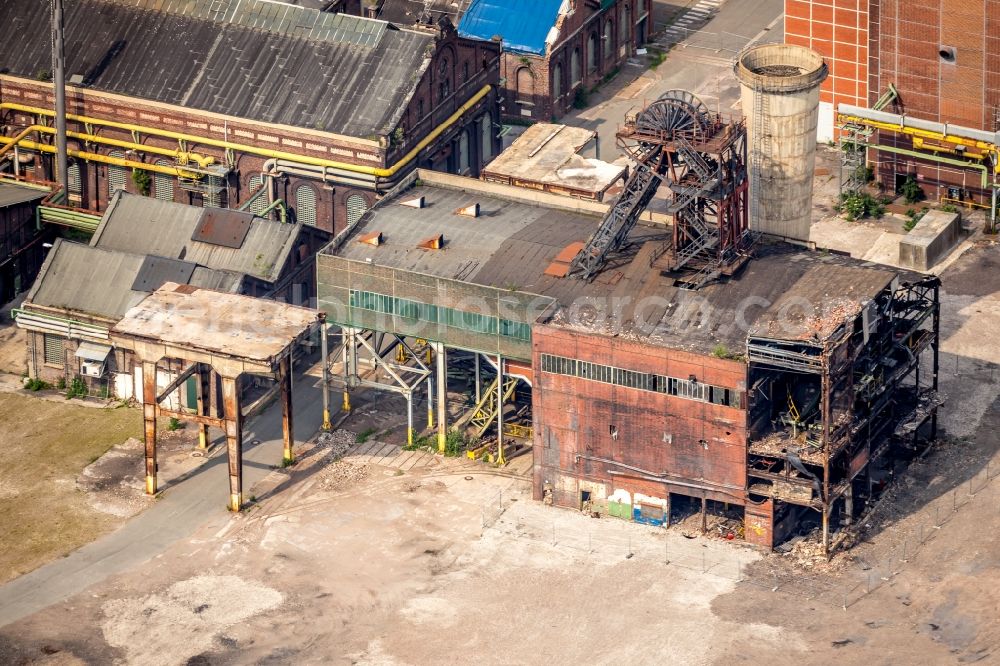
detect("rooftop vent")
[400,196,425,209]
[418,234,444,250]
[455,203,480,218]
[358,231,383,246]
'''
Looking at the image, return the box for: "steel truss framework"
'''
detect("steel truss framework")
[569,90,753,289]
[745,276,941,555]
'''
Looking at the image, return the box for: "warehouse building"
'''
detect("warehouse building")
[16,193,324,398]
[316,169,940,553]
[0,180,49,306]
[458,0,650,122]
[785,0,999,219]
[0,0,502,233]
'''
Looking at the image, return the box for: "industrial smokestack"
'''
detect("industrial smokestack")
[51,0,68,190]
[735,44,828,242]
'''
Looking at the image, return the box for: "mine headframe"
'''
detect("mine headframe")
[568,90,755,288]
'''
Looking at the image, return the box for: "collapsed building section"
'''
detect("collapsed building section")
[745,268,940,550]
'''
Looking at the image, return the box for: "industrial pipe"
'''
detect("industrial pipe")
[51,0,68,189]
[0,84,492,180]
[6,140,206,177]
[0,125,216,168]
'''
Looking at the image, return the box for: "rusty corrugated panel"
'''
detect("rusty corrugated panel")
[191,209,254,249]
[554,241,585,264]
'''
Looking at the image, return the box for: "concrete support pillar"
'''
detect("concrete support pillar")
[495,354,505,466]
[222,375,243,512]
[320,314,331,430]
[435,342,447,453]
[195,363,210,449]
[280,355,294,464]
[141,360,158,496]
[665,493,671,528]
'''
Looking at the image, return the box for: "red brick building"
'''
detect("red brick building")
[0,0,501,235]
[785,0,1000,208]
[459,0,651,122]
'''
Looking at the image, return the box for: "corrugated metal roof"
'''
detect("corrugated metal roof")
[130,256,198,292]
[26,240,242,321]
[0,182,47,208]
[90,192,300,283]
[458,0,563,55]
[323,176,911,355]
[378,0,472,26]
[0,0,432,138]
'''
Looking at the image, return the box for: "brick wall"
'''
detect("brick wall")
[532,324,749,510]
[0,26,502,232]
[499,0,642,122]
[785,0,869,142]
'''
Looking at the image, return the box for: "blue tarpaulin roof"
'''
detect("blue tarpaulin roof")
[457,0,563,55]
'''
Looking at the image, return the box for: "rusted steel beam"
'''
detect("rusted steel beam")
[196,364,210,449]
[142,360,158,496]
[156,362,199,404]
[155,406,225,429]
[280,355,294,463]
[222,375,243,512]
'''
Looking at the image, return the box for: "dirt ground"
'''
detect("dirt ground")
[0,393,141,584]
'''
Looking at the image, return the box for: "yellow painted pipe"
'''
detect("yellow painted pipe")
[0,125,36,159]
[14,140,203,178]
[0,84,492,179]
[0,125,216,168]
[839,113,998,153]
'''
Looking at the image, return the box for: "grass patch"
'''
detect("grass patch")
[403,433,433,451]
[0,393,141,583]
[647,49,666,70]
[355,427,377,444]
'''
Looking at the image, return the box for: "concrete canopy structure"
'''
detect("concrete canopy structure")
[111,282,320,510]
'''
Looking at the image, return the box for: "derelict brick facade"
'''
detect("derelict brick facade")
[531,324,748,511]
[502,0,648,122]
[786,0,1000,206]
[0,26,501,234]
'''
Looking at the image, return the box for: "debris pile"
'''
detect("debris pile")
[312,430,372,489]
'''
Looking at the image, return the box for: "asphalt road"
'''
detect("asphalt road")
[0,369,326,628]
[564,0,784,160]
